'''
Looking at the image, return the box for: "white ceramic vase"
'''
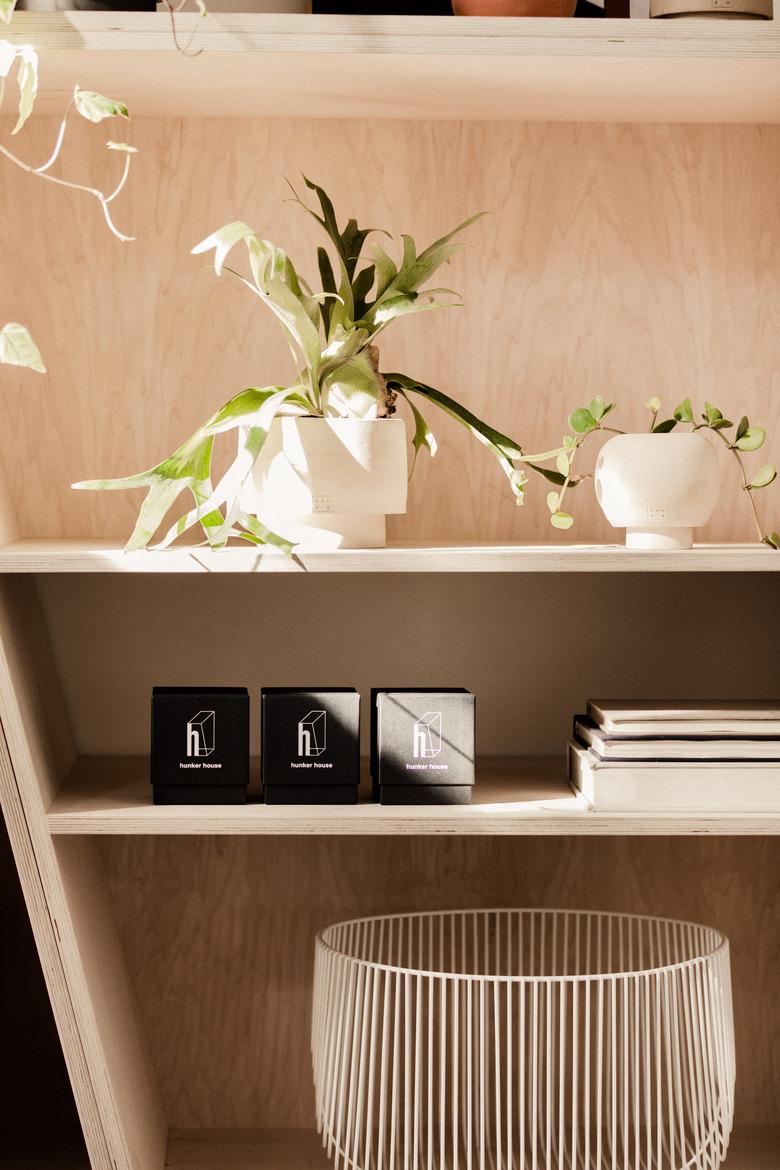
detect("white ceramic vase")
[242,417,408,551]
[594,432,721,550]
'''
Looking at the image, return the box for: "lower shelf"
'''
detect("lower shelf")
[46,756,780,836]
[0,1123,774,1169]
[165,1127,778,1170]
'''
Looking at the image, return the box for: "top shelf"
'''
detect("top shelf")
[5,13,780,123]
[0,539,777,573]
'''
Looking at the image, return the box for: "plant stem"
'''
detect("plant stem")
[710,428,766,543]
[0,139,134,242]
[33,109,70,175]
[161,0,203,56]
[556,436,587,515]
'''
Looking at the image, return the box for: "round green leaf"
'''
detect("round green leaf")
[563,435,575,449]
[749,464,777,490]
[645,396,662,414]
[551,510,574,530]
[589,395,605,421]
[546,491,560,514]
[569,407,596,434]
[703,401,722,424]
[674,398,694,423]
[736,426,766,452]
[556,453,570,477]
[736,415,749,441]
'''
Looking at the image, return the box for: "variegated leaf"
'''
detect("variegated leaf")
[73,85,129,124]
[0,322,45,372]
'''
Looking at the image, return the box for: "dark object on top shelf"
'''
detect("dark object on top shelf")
[453,0,575,12]
[313,2,453,11]
[18,1,157,9]
[313,0,630,14]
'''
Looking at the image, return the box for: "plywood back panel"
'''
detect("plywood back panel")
[0,118,778,546]
[101,834,780,1131]
[35,571,780,757]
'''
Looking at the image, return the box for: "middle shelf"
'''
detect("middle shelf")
[46,756,780,837]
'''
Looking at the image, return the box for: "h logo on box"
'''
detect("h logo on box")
[298,710,327,757]
[413,712,442,759]
[186,710,215,758]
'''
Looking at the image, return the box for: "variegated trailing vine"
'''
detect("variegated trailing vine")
[74,178,528,552]
[522,396,779,549]
[0,55,137,242]
[1,0,137,375]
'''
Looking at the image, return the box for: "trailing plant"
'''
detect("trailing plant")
[74,178,528,552]
[522,396,779,548]
[1,3,137,240]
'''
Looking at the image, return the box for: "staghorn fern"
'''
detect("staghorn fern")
[74,178,528,552]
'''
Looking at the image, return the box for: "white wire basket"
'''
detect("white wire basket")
[312,909,734,1170]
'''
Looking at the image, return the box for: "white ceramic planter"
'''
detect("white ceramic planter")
[594,432,721,550]
[242,417,408,550]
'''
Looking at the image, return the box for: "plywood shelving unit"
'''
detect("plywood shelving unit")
[0,10,779,1170]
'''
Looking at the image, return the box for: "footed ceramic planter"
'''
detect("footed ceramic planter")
[242,417,408,550]
[595,432,720,550]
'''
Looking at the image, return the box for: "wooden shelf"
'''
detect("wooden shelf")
[2,539,778,575]
[165,1126,779,1169]
[5,13,780,123]
[45,756,780,837]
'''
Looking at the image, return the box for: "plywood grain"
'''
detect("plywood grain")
[34,571,780,759]
[101,835,780,1132]
[0,579,166,1170]
[0,120,778,548]
[0,719,110,1170]
[3,15,780,123]
[1,539,780,574]
[44,754,780,837]
[163,1126,780,1169]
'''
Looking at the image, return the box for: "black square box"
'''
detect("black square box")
[261,687,360,805]
[371,688,475,805]
[151,686,249,805]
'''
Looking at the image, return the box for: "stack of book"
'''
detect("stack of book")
[569,700,780,812]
